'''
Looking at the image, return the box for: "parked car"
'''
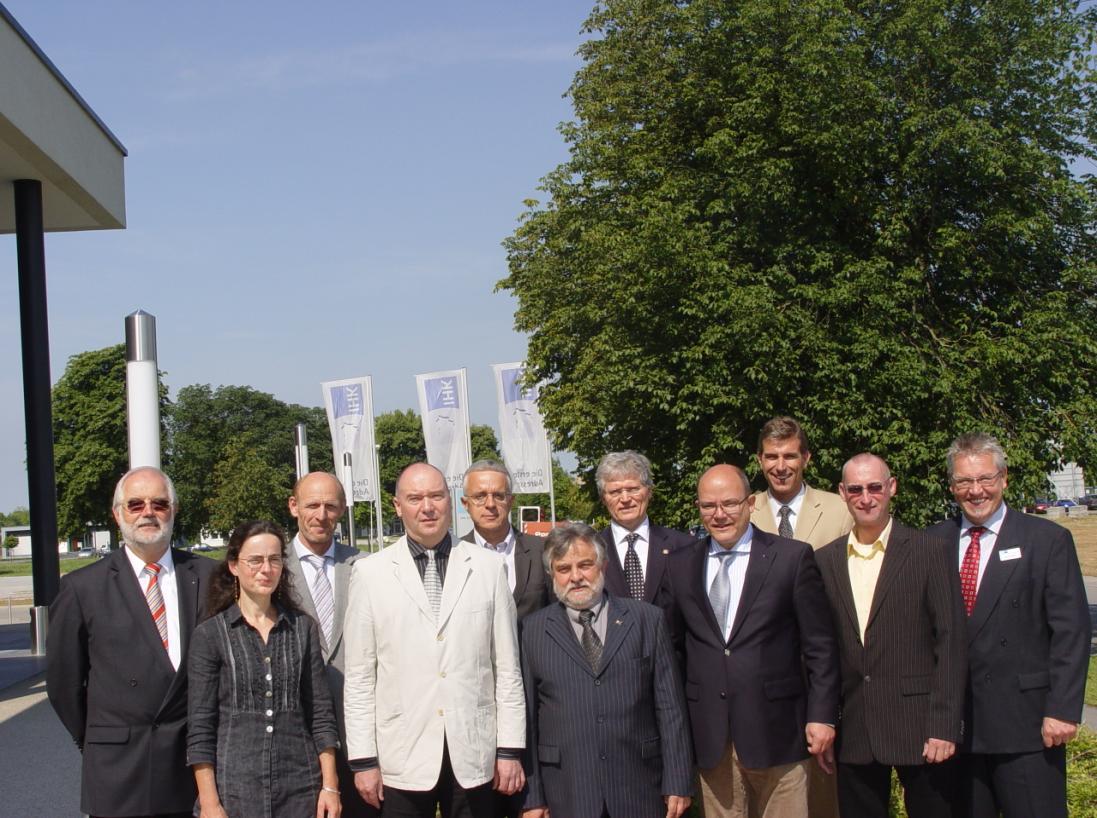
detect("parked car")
[1080,494,1097,510]
[1052,499,1077,508]
[1026,498,1052,514]
[190,543,216,552]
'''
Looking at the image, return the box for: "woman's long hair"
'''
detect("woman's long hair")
[203,520,303,619]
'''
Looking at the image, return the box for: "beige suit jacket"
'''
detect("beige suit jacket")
[343,537,525,790]
[751,484,853,550]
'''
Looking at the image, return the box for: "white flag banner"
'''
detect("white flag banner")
[415,369,473,536]
[492,362,552,493]
[321,377,379,503]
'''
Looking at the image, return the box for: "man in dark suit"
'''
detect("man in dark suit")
[285,471,372,817]
[665,464,838,818]
[595,450,694,612]
[521,522,693,818]
[816,453,966,818]
[460,459,551,622]
[47,466,216,818]
[927,433,1090,818]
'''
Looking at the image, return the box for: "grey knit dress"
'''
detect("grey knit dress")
[187,605,339,817]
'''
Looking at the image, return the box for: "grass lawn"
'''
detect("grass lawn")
[1059,515,1097,576]
[1088,656,1097,709]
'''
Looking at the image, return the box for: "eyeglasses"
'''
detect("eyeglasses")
[466,492,511,506]
[697,498,749,516]
[951,471,1003,491]
[239,556,284,571]
[842,482,888,497]
[124,498,172,515]
[604,485,647,500]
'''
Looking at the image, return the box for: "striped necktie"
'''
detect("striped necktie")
[305,554,335,646]
[423,549,442,620]
[143,562,168,650]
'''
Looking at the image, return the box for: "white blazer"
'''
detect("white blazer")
[343,536,525,790]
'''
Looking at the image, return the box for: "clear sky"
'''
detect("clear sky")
[0,0,595,510]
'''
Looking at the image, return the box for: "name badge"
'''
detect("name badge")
[998,547,1022,562]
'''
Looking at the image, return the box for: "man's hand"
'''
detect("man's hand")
[815,744,836,775]
[1042,717,1078,748]
[494,758,526,795]
[664,795,691,818]
[354,769,384,809]
[922,738,956,763]
[805,722,835,769]
[521,809,548,818]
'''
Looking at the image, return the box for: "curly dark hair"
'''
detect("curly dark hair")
[204,520,304,619]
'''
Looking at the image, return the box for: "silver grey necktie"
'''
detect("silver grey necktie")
[423,549,442,620]
[579,609,602,671]
[778,505,794,539]
[708,549,735,635]
[306,554,334,646]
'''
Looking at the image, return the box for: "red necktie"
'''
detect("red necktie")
[959,526,985,616]
[144,562,169,650]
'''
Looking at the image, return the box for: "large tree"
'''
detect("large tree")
[502,0,1097,526]
[52,345,170,539]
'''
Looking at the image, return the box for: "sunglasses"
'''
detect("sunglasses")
[843,482,888,497]
[124,498,172,514]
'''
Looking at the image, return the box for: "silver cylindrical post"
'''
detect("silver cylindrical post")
[30,604,48,655]
[125,310,160,469]
[294,422,310,479]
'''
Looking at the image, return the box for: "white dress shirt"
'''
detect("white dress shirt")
[473,525,517,594]
[293,535,337,607]
[705,526,753,642]
[124,544,182,670]
[610,518,651,581]
[767,482,806,530]
[959,502,1007,592]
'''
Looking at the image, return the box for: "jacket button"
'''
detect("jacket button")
[594,680,601,686]
[984,674,991,682]
[1011,600,1019,607]
[865,675,871,683]
[719,692,726,699]
[1000,638,1007,646]
[724,649,730,656]
[129,679,137,687]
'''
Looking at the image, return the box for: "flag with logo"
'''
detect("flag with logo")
[491,362,552,493]
[321,377,379,503]
[415,369,473,535]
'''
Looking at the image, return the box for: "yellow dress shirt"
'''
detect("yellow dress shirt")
[846,519,892,642]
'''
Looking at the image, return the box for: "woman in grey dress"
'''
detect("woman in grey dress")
[187,520,342,818]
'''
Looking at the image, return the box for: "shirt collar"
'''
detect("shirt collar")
[564,592,608,625]
[846,517,893,555]
[708,524,753,556]
[473,525,516,554]
[124,543,175,577]
[961,502,1007,537]
[407,533,452,560]
[611,517,650,546]
[226,602,290,627]
[293,534,335,562]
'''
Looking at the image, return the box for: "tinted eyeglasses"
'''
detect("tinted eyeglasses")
[842,482,888,497]
[124,498,172,515]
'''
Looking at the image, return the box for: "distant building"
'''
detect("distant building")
[1049,463,1087,500]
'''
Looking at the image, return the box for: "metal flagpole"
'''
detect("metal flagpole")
[294,423,309,479]
[372,442,383,552]
[343,452,355,550]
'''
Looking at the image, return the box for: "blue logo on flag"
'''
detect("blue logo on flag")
[501,367,533,404]
[425,376,460,411]
[330,384,364,419]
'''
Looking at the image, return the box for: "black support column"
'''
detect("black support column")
[14,178,60,606]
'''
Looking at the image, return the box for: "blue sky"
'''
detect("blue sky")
[0,1,596,510]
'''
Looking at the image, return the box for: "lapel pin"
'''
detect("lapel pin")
[614,619,622,625]
[662,549,669,555]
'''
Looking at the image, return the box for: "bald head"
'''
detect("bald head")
[841,453,891,484]
[696,464,755,548]
[289,471,347,554]
[394,462,451,547]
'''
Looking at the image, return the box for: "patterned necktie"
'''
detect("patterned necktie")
[708,549,735,635]
[960,526,985,616]
[143,562,168,650]
[305,554,335,645]
[423,549,442,620]
[778,505,794,538]
[623,532,644,600]
[579,609,603,671]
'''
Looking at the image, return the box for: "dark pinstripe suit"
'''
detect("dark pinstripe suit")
[598,522,695,612]
[520,595,694,818]
[816,521,967,816]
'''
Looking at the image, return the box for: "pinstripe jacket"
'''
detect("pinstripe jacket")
[521,595,694,818]
[816,521,967,766]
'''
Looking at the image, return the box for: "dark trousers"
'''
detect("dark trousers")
[838,759,959,818]
[381,742,495,818]
[338,748,382,818]
[962,748,1067,818]
[489,789,524,818]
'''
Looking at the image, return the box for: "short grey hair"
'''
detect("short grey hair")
[595,450,654,494]
[463,459,513,493]
[946,432,1008,478]
[839,453,892,483]
[542,522,607,575]
[112,467,178,509]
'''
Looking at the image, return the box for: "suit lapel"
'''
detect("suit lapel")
[750,492,778,535]
[728,529,776,644]
[827,543,862,643]
[438,542,472,631]
[544,602,596,676]
[173,550,202,659]
[967,511,1022,641]
[643,527,670,601]
[391,540,435,624]
[795,486,823,543]
[864,522,912,636]
[599,528,628,597]
[330,545,355,653]
[512,535,533,606]
[596,597,634,675]
[111,550,176,675]
[691,539,726,641]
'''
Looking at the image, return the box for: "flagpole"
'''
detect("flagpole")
[372,442,383,552]
[343,453,355,550]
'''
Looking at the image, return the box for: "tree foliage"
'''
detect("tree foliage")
[0,507,30,528]
[204,436,295,536]
[502,0,1097,526]
[52,345,170,538]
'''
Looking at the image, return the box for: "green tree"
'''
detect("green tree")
[205,436,294,536]
[51,345,170,539]
[166,385,332,539]
[0,507,30,527]
[502,0,1097,526]
[471,424,502,462]
[515,459,597,523]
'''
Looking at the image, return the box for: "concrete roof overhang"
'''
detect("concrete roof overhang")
[0,2,127,233]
